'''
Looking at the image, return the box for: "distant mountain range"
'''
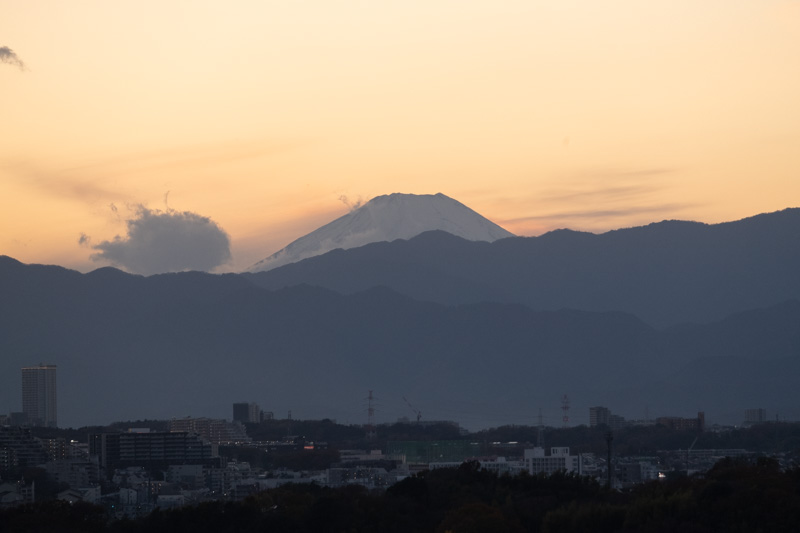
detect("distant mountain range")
[249,193,514,272]
[246,208,800,327]
[1,248,799,429]
[3,198,800,429]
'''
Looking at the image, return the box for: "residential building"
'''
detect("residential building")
[233,403,262,424]
[41,438,69,461]
[743,408,766,426]
[387,440,481,465]
[589,406,627,429]
[0,426,48,468]
[589,406,610,427]
[21,364,57,427]
[327,467,395,489]
[608,414,627,430]
[656,412,705,432]
[45,458,100,488]
[89,430,220,470]
[524,447,582,475]
[169,417,250,445]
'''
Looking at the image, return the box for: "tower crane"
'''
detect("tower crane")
[402,396,422,423]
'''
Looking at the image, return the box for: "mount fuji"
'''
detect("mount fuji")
[248,192,515,272]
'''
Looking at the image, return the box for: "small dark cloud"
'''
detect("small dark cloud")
[89,206,231,275]
[0,46,25,70]
[78,233,91,246]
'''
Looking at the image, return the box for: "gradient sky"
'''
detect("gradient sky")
[2,1,799,273]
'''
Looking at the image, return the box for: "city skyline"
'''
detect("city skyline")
[2,1,799,274]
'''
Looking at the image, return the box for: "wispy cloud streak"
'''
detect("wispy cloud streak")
[495,167,697,234]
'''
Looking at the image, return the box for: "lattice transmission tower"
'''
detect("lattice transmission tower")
[561,394,570,428]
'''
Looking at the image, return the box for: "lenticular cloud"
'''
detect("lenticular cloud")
[91,206,231,275]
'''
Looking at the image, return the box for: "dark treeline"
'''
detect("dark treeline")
[243,418,366,444]
[218,445,342,472]
[242,419,800,456]
[475,422,800,457]
[243,419,464,446]
[30,420,800,457]
[3,458,800,532]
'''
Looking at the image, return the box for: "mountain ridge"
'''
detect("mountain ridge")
[246,208,800,326]
[2,257,800,429]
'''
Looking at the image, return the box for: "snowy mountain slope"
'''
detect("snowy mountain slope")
[248,193,515,272]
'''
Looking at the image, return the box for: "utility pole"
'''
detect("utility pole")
[365,390,377,441]
[606,431,613,489]
[537,408,545,449]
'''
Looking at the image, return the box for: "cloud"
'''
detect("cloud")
[89,206,231,275]
[0,46,25,70]
[2,139,311,208]
[503,202,692,224]
[338,195,365,211]
[493,167,697,235]
[537,168,675,203]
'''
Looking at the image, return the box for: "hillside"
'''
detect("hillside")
[2,257,799,429]
[246,208,800,326]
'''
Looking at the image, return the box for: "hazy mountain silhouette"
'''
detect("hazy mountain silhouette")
[2,255,799,429]
[245,208,800,327]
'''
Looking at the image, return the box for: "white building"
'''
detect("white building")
[524,447,582,476]
[480,457,525,476]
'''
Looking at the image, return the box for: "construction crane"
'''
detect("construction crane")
[402,396,422,423]
[686,436,699,469]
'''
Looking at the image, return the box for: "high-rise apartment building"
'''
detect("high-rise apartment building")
[232,402,262,423]
[589,406,611,427]
[744,408,767,426]
[21,364,57,427]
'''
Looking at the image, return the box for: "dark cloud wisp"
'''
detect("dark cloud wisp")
[0,46,25,70]
[90,207,231,275]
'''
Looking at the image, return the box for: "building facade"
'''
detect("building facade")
[743,408,767,426]
[524,447,582,476]
[169,417,250,445]
[656,412,705,432]
[89,430,219,470]
[21,364,57,427]
[589,406,610,427]
[232,403,262,424]
[0,426,48,468]
[387,440,481,465]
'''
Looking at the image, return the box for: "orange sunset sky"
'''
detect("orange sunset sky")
[2,1,799,273]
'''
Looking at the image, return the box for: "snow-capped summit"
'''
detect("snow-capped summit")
[248,192,515,272]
